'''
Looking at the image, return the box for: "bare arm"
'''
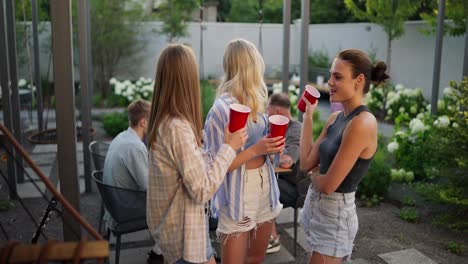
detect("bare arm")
[227,136,284,172]
[311,113,378,194]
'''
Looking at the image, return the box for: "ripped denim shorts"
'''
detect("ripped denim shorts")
[299,186,358,261]
[216,163,282,238]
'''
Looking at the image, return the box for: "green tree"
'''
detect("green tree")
[345,0,422,71]
[90,0,144,97]
[310,0,360,24]
[225,0,355,24]
[156,0,197,42]
[420,0,467,36]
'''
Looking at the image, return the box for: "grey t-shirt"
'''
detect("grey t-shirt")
[103,127,148,191]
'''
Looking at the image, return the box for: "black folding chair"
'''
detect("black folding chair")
[92,170,147,264]
[89,140,110,171]
[89,141,110,233]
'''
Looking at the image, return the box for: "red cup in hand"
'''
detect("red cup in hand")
[269,115,289,143]
[297,85,321,112]
[229,103,251,132]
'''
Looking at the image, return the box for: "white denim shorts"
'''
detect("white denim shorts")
[299,186,358,261]
[217,163,282,235]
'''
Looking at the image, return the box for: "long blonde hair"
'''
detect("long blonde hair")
[217,39,268,120]
[147,44,203,147]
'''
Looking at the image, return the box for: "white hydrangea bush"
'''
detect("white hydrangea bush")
[109,77,154,105]
[364,83,428,125]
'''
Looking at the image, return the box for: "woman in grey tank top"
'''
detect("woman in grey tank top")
[298,49,389,264]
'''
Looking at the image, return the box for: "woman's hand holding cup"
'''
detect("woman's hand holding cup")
[224,126,248,151]
[253,135,285,156]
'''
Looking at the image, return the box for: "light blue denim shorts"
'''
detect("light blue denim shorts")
[299,186,358,261]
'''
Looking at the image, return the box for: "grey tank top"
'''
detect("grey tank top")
[318,105,373,193]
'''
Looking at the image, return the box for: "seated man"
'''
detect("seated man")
[102,99,163,263]
[266,93,308,254]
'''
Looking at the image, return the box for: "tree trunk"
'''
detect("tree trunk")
[387,34,392,73]
[145,0,153,15]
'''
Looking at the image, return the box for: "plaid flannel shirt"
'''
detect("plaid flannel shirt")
[147,117,235,263]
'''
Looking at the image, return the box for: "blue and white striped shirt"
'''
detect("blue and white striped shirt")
[203,93,281,221]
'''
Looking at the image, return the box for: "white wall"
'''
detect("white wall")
[19,21,465,99]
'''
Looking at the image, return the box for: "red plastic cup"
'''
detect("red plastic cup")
[269,115,289,142]
[229,103,251,132]
[297,85,321,112]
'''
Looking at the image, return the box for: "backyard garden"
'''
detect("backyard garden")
[1,0,467,263]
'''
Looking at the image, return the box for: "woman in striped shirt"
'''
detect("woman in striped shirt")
[146,44,247,264]
[204,39,285,264]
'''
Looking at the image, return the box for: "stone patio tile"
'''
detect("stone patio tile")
[17,177,86,198]
[284,226,307,253]
[346,258,370,264]
[107,230,153,244]
[276,207,295,224]
[109,246,152,264]
[378,248,437,264]
[32,143,84,154]
[264,242,296,263]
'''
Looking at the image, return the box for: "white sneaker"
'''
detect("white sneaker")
[266,235,281,254]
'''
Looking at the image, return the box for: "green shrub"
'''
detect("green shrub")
[360,194,383,207]
[357,135,392,200]
[308,49,331,68]
[102,111,128,137]
[201,80,216,121]
[399,207,419,223]
[446,241,465,255]
[364,83,428,124]
[402,196,416,207]
[0,200,15,211]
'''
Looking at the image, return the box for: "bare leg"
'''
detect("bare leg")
[271,219,278,239]
[220,231,249,264]
[309,252,343,264]
[204,256,216,264]
[246,221,274,264]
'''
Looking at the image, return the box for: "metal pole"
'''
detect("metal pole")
[5,0,24,183]
[463,16,468,78]
[32,0,44,132]
[431,0,445,116]
[299,0,310,122]
[77,0,93,193]
[282,0,291,93]
[0,0,17,198]
[50,0,82,241]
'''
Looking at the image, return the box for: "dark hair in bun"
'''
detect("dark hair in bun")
[337,49,390,93]
[371,61,390,86]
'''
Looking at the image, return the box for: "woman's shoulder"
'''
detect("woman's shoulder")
[348,111,377,133]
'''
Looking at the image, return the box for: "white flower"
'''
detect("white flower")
[437,100,445,109]
[410,106,417,114]
[288,85,296,91]
[399,107,405,113]
[426,104,431,111]
[452,122,459,128]
[443,87,455,98]
[272,82,282,94]
[109,78,117,85]
[434,116,450,128]
[395,84,404,91]
[387,141,399,153]
[18,79,27,87]
[387,109,393,115]
[409,118,426,134]
[417,113,425,119]
[395,130,405,136]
